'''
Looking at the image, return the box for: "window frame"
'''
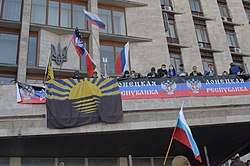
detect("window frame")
[100,40,126,75]
[189,0,202,13]
[201,52,216,73]
[0,0,23,22]
[27,32,38,67]
[31,0,87,29]
[98,4,127,36]
[0,28,20,65]
[226,30,238,48]
[218,2,231,18]
[195,24,209,43]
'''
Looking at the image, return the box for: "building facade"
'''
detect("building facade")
[0,0,250,166]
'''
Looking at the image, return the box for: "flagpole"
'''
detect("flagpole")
[163,132,174,166]
[43,48,52,84]
[204,146,211,166]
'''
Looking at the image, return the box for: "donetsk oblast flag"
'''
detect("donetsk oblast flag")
[172,105,202,163]
[116,42,129,75]
[46,78,123,128]
[83,9,105,29]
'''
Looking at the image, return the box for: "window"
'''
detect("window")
[100,42,125,75]
[58,158,85,166]
[170,52,182,70]
[245,8,250,22]
[201,52,215,73]
[60,3,71,27]
[27,34,37,66]
[31,0,46,24]
[48,1,59,26]
[226,31,238,47]
[88,158,118,166]
[0,32,19,64]
[0,157,9,166]
[1,0,22,21]
[21,158,54,166]
[195,25,209,43]
[132,158,151,166]
[31,0,86,29]
[161,0,172,6]
[73,5,86,29]
[189,0,201,12]
[218,3,230,18]
[98,6,126,35]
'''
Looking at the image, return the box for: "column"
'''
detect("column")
[10,157,21,166]
[17,0,32,82]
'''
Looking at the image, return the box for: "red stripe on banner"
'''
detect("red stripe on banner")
[121,88,250,100]
[20,96,45,104]
[173,127,192,149]
[86,52,94,77]
[116,54,122,75]
[86,19,105,30]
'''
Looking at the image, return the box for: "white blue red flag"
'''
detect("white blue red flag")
[71,27,85,57]
[173,105,202,163]
[83,9,105,29]
[115,42,129,75]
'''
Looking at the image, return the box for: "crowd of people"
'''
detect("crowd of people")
[120,62,245,79]
[230,156,250,166]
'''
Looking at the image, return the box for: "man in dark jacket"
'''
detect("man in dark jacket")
[157,64,168,78]
[229,63,244,75]
[189,66,203,76]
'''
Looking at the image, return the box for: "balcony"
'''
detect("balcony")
[167,37,179,44]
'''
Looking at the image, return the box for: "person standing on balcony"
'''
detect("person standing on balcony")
[229,63,244,75]
[177,64,188,77]
[157,64,168,78]
[147,67,158,78]
[168,65,177,77]
[204,64,216,76]
[189,66,203,76]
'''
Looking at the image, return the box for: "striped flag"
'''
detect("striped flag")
[85,50,97,77]
[83,9,105,29]
[71,27,85,57]
[173,105,202,163]
[115,42,129,75]
[45,53,54,81]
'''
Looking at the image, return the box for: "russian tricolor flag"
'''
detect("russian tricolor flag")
[116,42,129,75]
[173,105,202,163]
[83,9,105,29]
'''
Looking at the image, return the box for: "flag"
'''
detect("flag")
[173,105,202,163]
[46,78,123,128]
[85,50,96,77]
[45,53,54,81]
[71,27,85,57]
[83,9,105,29]
[115,42,129,75]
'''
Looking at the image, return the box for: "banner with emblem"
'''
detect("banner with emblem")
[46,78,123,129]
[16,82,46,104]
[118,75,250,100]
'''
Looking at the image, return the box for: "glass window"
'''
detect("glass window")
[132,158,151,166]
[161,0,171,6]
[58,158,85,166]
[226,32,237,47]
[2,0,22,21]
[0,0,2,16]
[170,52,182,70]
[0,33,19,64]
[166,22,176,38]
[22,158,54,166]
[60,3,71,27]
[88,158,117,166]
[48,1,59,26]
[73,5,86,29]
[115,46,123,60]
[195,25,208,43]
[201,56,215,72]
[113,11,126,35]
[28,36,37,66]
[245,9,250,22]
[218,3,230,18]
[100,45,115,74]
[31,0,46,24]
[189,0,201,12]
[98,9,112,34]
[0,157,9,166]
